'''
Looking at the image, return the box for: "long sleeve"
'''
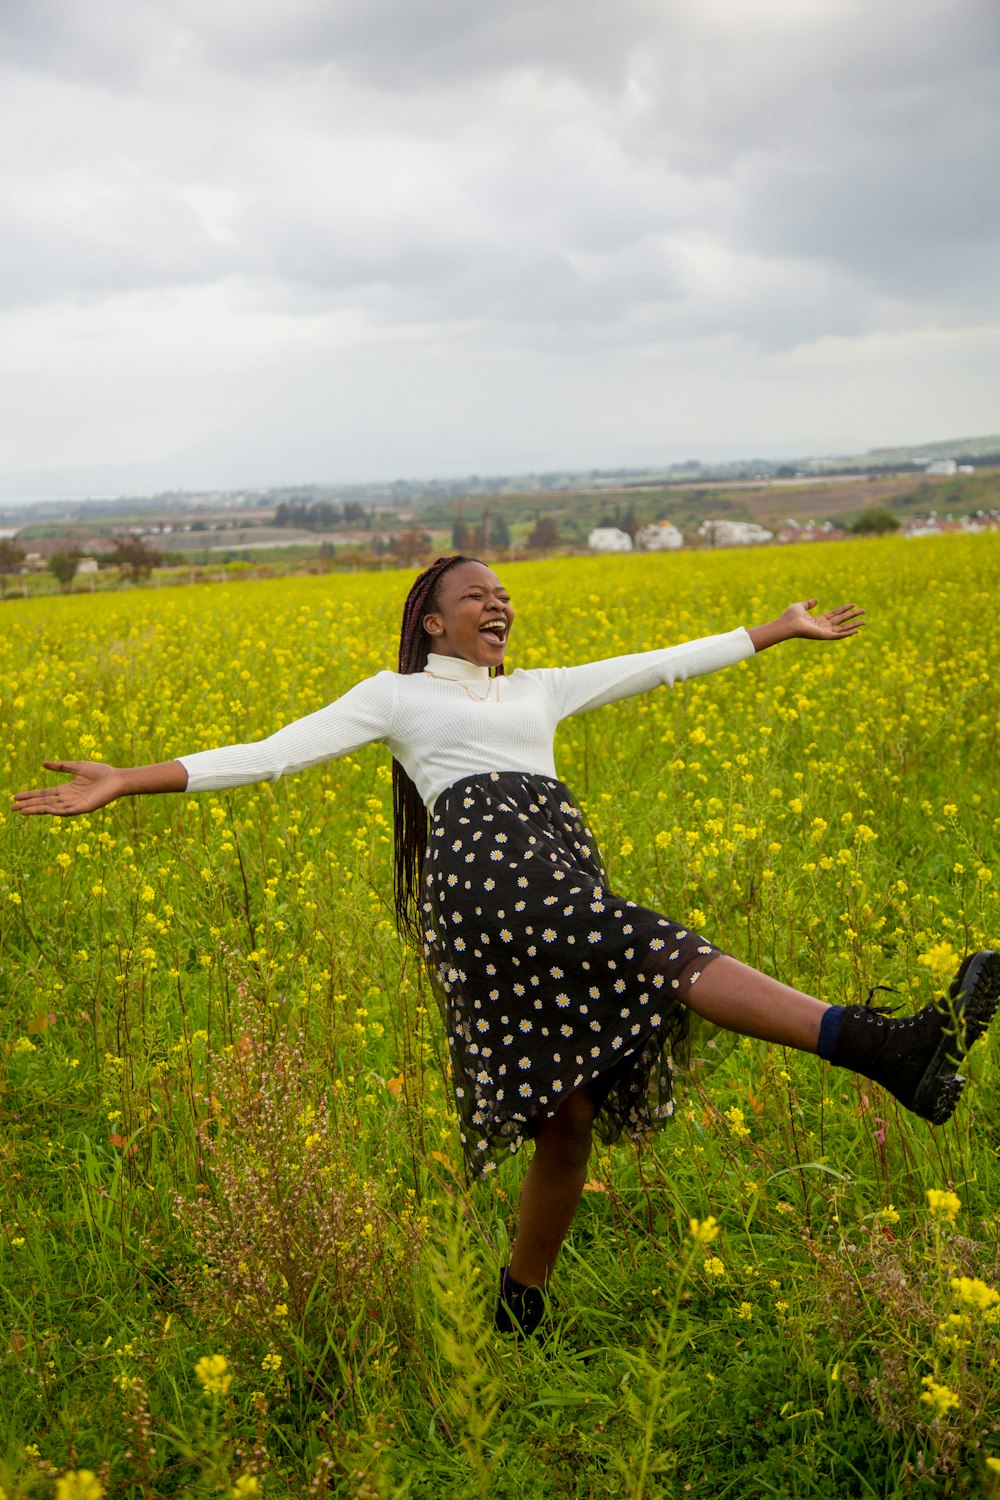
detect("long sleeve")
[519,627,755,722]
[178,671,397,793]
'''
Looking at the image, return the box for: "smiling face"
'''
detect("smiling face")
[422,560,514,667]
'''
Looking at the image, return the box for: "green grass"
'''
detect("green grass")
[2,537,1000,1497]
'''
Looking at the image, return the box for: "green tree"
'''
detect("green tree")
[0,538,25,598]
[850,506,899,535]
[49,552,79,590]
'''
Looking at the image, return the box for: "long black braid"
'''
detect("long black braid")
[392,555,504,942]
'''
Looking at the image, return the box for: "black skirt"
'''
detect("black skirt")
[421,772,724,1178]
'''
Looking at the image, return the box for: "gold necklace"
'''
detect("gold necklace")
[424,669,500,703]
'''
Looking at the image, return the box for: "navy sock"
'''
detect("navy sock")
[816,1004,845,1060]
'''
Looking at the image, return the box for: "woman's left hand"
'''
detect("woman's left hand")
[747,600,865,653]
[781,599,865,640]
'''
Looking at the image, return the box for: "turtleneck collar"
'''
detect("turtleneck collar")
[424,652,492,681]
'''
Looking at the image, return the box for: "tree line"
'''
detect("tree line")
[0,536,165,596]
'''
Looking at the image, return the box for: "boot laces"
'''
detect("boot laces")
[864,983,900,1015]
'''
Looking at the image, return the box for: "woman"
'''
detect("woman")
[14,555,1000,1337]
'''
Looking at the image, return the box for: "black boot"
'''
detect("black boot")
[829,950,1000,1124]
[495,1267,546,1338]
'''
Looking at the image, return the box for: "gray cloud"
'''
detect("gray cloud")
[0,0,997,487]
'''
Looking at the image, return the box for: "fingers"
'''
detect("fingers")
[12,773,77,816]
[823,603,865,635]
[11,793,71,817]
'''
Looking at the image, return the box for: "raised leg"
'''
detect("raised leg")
[677,953,828,1052]
[508,1084,595,1287]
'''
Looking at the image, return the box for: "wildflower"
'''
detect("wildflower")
[737,1302,754,1321]
[878,1204,900,1225]
[55,1474,105,1500]
[704,1257,725,1277]
[194,1354,233,1396]
[918,941,960,986]
[261,1352,283,1374]
[688,1215,719,1246]
[937,1312,972,1348]
[950,1276,1000,1313]
[723,1105,750,1140]
[920,1374,960,1421]
[231,1479,261,1499]
[927,1188,961,1223]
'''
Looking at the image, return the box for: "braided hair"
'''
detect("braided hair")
[392,555,504,941]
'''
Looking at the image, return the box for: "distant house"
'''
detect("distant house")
[925,459,958,477]
[588,527,633,553]
[902,514,999,538]
[77,557,99,575]
[635,521,683,552]
[698,520,774,548]
[776,519,846,544]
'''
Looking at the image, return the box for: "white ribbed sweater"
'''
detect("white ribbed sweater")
[179,627,755,809]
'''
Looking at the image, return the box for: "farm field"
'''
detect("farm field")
[2,535,1000,1498]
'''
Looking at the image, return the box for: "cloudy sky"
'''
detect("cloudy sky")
[2,0,998,496]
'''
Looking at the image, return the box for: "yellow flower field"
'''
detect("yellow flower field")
[1,532,999,1497]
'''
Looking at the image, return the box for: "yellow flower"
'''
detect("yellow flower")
[55,1473,105,1500]
[918,941,959,986]
[920,1375,960,1421]
[951,1276,1000,1313]
[927,1188,961,1223]
[737,1302,754,1321]
[261,1351,283,1374]
[195,1354,233,1396]
[723,1105,751,1140]
[688,1215,720,1246]
[231,1478,261,1499]
[704,1257,725,1277]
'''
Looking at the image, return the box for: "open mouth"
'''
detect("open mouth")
[479,618,508,646]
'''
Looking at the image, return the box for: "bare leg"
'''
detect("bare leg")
[679,953,827,1052]
[508,1085,595,1288]
[506,960,827,1290]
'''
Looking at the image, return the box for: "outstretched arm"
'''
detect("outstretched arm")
[13,671,398,817]
[12,759,188,817]
[747,600,864,652]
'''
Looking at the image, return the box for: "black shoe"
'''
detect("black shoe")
[495,1267,546,1338]
[829,950,1000,1124]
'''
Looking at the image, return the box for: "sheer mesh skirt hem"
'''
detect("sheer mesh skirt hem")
[421,772,727,1179]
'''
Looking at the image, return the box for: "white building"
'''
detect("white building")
[635,521,683,551]
[698,519,774,548]
[588,527,633,552]
[926,459,958,477]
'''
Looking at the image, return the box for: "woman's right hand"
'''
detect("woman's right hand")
[11,761,124,817]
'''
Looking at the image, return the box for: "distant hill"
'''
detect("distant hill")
[810,433,1000,472]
